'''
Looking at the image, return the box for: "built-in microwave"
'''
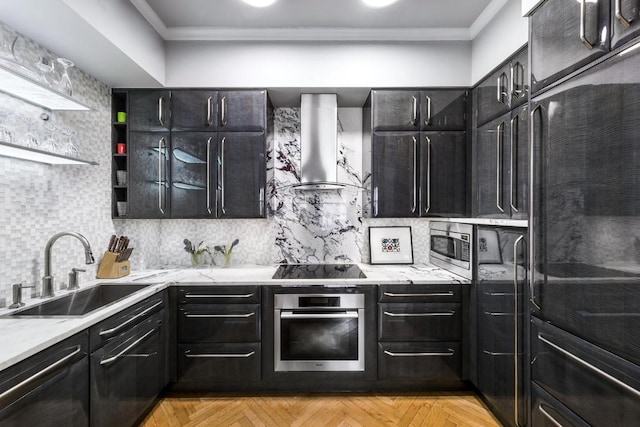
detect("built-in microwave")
[429,221,473,280]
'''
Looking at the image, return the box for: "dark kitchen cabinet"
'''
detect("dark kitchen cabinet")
[217,132,266,218]
[377,285,464,384]
[128,131,170,218]
[531,383,590,427]
[475,46,528,127]
[531,317,640,427]
[475,227,527,427]
[371,131,420,217]
[170,90,218,131]
[371,89,467,131]
[218,90,267,132]
[474,104,528,219]
[170,132,217,218]
[0,333,89,427]
[175,286,262,389]
[421,131,467,217]
[89,293,168,427]
[128,90,171,131]
[530,0,610,94]
[611,0,640,49]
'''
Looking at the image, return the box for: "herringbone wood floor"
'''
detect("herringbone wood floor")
[140,392,501,427]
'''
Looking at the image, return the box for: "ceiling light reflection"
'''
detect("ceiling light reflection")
[242,0,277,7]
[362,0,399,7]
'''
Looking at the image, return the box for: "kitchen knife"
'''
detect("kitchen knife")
[108,234,116,252]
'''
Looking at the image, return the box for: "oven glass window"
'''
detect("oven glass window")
[280,316,358,361]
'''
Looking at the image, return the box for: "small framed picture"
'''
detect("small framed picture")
[369,226,414,265]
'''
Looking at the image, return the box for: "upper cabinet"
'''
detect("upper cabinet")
[530,0,610,94]
[129,90,171,132]
[171,90,218,131]
[371,90,467,132]
[476,47,528,127]
[218,90,267,132]
[611,0,640,49]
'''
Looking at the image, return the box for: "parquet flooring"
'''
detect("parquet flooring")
[140,392,501,427]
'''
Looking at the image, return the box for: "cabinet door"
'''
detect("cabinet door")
[218,90,266,132]
[476,63,511,126]
[531,0,609,94]
[378,303,461,342]
[178,304,260,343]
[612,0,640,49]
[371,90,422,131]
[420,90,467,131]
[531,383,590,427]
[421,131,466,217]
[171,90,218,131]
[509,48,529,110]
[218,132,266,218]
[0,334,89,427]
[129,132,170,218]
[177,343,261,385]
[509,104,528,219]
[170,132,216,218]
[371,131,420,217]
[129,90,171,131]
[378,342,462,382]
[475,113,510,218]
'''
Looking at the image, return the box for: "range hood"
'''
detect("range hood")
[295,93,345,190]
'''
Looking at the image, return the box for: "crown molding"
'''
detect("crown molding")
[131,0,508,42]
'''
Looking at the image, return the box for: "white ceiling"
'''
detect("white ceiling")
[132,0,502,41]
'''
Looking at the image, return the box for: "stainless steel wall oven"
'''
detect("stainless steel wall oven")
[274,293,365,372]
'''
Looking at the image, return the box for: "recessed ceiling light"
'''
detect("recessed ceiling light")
[242,0,277,7]
[361,0,399,7]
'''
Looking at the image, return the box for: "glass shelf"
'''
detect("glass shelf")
[0,140,97,165]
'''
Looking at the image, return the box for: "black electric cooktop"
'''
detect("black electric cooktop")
[272,264,367,280]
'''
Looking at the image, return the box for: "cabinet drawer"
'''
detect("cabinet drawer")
[89,292,166,352]
[178,286,260,304]
[378,342,461,382]
[178,304,260,343]
[177,343,261,384]
[378,303,461,342]
[531,317,640,426]
[379,285,461,303]
[531,383,589,427]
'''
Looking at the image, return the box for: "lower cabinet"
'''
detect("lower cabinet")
[89,292,168,427]
[0,333,89,427]
[378,342,462,382]
[531,383,589,427]
[177,343,261,384]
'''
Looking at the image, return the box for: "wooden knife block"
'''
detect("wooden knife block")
[96,251,131,279]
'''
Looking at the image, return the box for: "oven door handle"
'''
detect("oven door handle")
[280,310,359,319]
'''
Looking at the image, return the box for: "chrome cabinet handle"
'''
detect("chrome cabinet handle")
[412,136,417,214]
[100,327,159,366]
[383,311,455,317]
[510,116,518,213]
[384,349,454,357]
[483,350,513,356]
[158,137,165,215]
[184,312,255,319]
[538,334,640,399]
[259,187,265,216]
[424,135,431,214]
[497,72,508,105]
[220,136,226,215]
[184,293,254,299]
[383,291,454,297]
[424,95,432,126]
[496,122,504,213]
[615,0,632,28]
[185,350,255,359]
[410,96,418,125]
[538,404,565,427]
[280,311,359,320]
[530,105,542,311]
[206,137,212,215]
[206,96,213,126]
[511,62,525,98]
[0,346,81,402]
[580,0,596,49]
[513,235,525,427]
[99,300,164,337]
[220,96,227,126]
[373,186,379,217]
[158,96,165,126]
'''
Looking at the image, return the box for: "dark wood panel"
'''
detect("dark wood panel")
[177,342,261,385]
[611,0,640,50]
[129,90,171,132]
[171,90,218,131]
[378,303,461,342]
[218,90,266,132]
[128,132,170,218]
[178,304,261,343]
[371,90,422,131]
[377,342,462,382]
[178,286,260,304]
[420,90,467,131]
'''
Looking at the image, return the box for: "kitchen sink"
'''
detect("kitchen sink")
[5,283,150,317]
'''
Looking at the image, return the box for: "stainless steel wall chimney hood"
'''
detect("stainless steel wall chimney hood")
[295,93,345,190]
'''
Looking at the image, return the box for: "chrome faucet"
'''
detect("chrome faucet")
[42,231,95,298]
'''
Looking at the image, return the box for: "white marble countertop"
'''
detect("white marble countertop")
[0,263,468,371]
